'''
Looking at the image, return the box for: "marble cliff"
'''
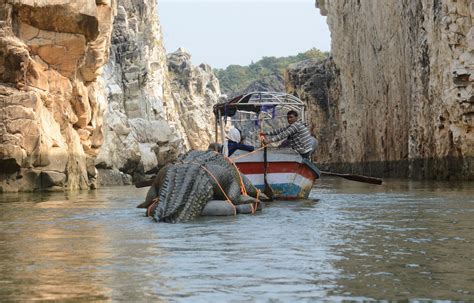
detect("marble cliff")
[0,0,220,192]
[287,0,473,179]
[0,0,117,192]
[95,1,220,186]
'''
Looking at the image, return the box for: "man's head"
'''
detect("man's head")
[287,110,298,125]
[207,142,222,152]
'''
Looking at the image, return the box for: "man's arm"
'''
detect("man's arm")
[265,126,287,136]
[228,141,255,156]
[235,142,254,152]
[267,124,299,143]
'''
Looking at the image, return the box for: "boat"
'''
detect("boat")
[232,148,320,199]
[213,92,320,199]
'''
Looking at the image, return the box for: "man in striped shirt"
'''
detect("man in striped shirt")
[261,110,316,160]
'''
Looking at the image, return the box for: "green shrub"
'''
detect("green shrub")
[215,48,328,96]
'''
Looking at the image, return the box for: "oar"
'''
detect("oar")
[321,171,383,185]
[135,179,154,188]
[263,144,274,200]
[259,116,274,200]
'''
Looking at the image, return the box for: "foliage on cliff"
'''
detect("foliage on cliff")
[215,48,328,97]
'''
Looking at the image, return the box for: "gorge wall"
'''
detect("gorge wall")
[287,0,473,179]
[0,0,117,192]
[97,1,220,186]
[0,0,220,192]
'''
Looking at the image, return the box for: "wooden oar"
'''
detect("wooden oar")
[321,171,383,185]
[263,144,274,200]
[135,179,154,188]
[259,116,274,200]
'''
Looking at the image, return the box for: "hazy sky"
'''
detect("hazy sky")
[157,0,331,69]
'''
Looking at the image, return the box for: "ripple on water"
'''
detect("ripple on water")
[0,180,474,301]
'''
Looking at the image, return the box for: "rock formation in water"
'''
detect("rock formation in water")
[0,0,221,192]
[287,0,473,179]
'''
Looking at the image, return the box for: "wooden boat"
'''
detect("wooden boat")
[213,92,320,199]
[231,148,320,199]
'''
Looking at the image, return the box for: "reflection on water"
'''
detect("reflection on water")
[0,179,473,301]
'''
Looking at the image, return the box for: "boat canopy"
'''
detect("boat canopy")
[213,92,305,118]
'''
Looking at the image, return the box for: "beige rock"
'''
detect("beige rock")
[80,1,115,81]
[0,144,26,173]
[77,129,91,141]
[300,0,474,179]
[0,0,115,192]
[71,81,92,128]
[3,105,35,120]
[167,48,222,150]
[20,22,87,78]
[2,0,224,190]
[13,0,99,41]
[95,0,191,183]
[39,170,66,187]
[138,142,158,173]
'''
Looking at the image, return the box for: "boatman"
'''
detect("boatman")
[260,110,317,160]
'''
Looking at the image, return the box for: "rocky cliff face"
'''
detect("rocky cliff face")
[95,0,187,186]
[0,0,116,192]
[286,57,343,166]
[167,48,222,150]
[96,5,220,185]
[287,0,473,179]
[0,0,221,192]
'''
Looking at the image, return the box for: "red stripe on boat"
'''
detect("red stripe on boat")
[236,162,317,180]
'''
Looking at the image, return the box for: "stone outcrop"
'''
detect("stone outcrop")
[96,4,220,185]
[239,74,285,96]
[0,0,116,192]
[0,0,221,191]
[287,0,473,179]
[95,0,186,186]
[167,48,221,150]
[286,57,343,167]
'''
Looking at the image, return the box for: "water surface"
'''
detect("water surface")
[0,178,473,301]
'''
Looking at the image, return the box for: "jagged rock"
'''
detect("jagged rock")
[94,1,190,184]
[97,168,132,186]
[167,48,222,150]
[39,171,66,188]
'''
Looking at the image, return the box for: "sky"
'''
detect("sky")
[157,0,331,69]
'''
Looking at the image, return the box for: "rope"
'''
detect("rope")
[230,146,265,161]
[148,154,268,218]
[225,152,263,215]
[146,197,160,217]
[191,162,237,215]
[225,157,247,195]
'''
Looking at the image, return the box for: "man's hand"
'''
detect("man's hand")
[259,133,267,145]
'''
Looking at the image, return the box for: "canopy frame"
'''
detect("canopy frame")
[213,92,307,144]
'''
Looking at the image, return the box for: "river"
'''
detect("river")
[0,178,472,302]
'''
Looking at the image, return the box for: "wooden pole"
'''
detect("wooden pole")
[215,112,218,143]
[321,171,383,185]
[218,111,225,145]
